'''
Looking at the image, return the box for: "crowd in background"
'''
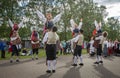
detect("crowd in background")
[87,38,120,57]
[0,38,120,59]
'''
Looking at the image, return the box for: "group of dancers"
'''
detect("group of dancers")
[8,9,108,73]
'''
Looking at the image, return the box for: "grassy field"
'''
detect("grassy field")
[0,49,87,60]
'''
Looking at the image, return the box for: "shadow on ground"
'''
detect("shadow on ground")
[0,59,33,67]
[93,65,120,78]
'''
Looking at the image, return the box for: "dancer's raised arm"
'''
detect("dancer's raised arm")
[8,19,13,28]
[18,19,24,28]
[52,12,62,24]
[36,10,46,23]
[78,18,83,30]
[70,19,76,28]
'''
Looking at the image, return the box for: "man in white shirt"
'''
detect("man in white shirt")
[72,29,84,66]
[94,31,108,64]
[43,26,59,73]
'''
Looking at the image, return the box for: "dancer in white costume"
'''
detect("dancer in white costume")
[89,37,95,56]
[70,17,83,52]
[9,19,24,63]
[70,18,83,37]
[92,19,108,64]
[36,10,63,36]
[92,20,102,36]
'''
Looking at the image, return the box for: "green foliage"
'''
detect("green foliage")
[0,0,119,41]
[0,49,87,60]
[103,17,120,40]
[0,24,11,39]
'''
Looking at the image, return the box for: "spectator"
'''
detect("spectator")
[103,39,108,57]
[60,42,63,55]
[21,48,27,56]
[108,39,113,56]
[62,40,67,55]
[0,39,6,58]
[89,37,95,57]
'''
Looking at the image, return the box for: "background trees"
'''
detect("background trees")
[0,0,120,41]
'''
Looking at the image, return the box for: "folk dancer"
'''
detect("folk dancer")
[31,27,40,60]
[43,26,59,73]
[36,10,63,36]
[9,19,23,63]
[93,31,108,64]
[70,17,83,37]
[72,29,84,66]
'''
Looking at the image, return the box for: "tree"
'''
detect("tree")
[0,0,108,41]
[104,17,120,40]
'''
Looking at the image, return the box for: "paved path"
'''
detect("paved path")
[0,55,120,78]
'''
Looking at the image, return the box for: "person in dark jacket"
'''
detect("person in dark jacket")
[0,39,6,58]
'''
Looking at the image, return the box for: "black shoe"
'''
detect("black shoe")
[46,70,51,73]
[71,64,77,66]
[99,61,103,64]
[32,58,34,60]
[16,60,20,62]
[104,56,107,57]
[10,60,13,63]
[36,58,38,60]
[94,62,99,64]
[79,63,84,66]
[52,70,56,73]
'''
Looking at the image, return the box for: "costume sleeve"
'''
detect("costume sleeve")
[53,13,62,24]
[56,33,59,40]
[94,20,99,30]
[99,22,102,29]
[95,36,103,40]
[70,19,76,32]
[10,37,17,41]
[42,32,48,44]
[36,10,46,23]
[70,19,75,28]
[74,35,80,43]
[78,21,82,30]
[18,20,24,28]
[8,19,13,28]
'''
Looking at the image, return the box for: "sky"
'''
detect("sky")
[17,0,120,19]
[94,0,120,19]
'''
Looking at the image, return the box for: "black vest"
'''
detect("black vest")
[45,21,54,29]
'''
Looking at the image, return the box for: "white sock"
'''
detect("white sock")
[32,54,34,59]
[73,56,77,64]
[99,55,102,61]
[52,60,56,70]
[16,57,19,60]
[36,55,38,58]
[96,55,99,62]
[47,60,51,70]
[10,57,13,61]
[79,56,83,63]
[90,50,92,54]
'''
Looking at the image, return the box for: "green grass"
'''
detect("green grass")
[0,49,87,60]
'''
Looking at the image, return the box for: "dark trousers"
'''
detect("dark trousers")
[60,48,63,55]
[46,44,56,60]
[1,50,5,58]
[74,45,82,56]
[63,47,67,55]
[96,44,102,56]
[32,48,39,55]
[11,45,19,56]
